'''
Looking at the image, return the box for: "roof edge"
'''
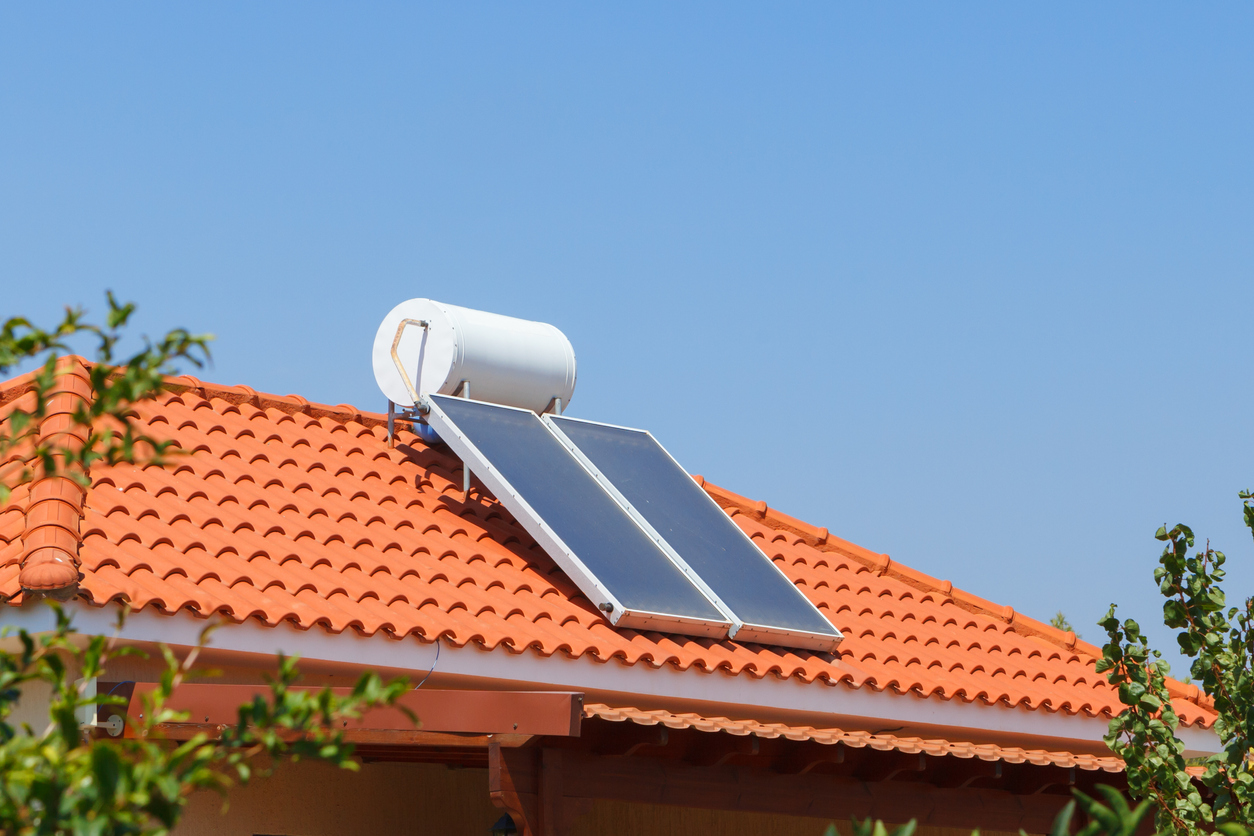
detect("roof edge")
[694,475,1216,715]
[585,703,1126,772]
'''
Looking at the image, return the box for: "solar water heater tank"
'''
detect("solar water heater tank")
[372,298,577,414]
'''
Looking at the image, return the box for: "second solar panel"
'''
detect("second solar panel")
[546,415,843,652]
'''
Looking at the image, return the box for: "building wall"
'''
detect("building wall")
[175,758,1020,836]
[8,678,54,735]
[568,801,1017,836]
[175,760,501,836]
[570,800,847,836]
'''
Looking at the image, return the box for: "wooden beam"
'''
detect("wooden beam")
[591,723,669,757]
[134,724,533,747]
[1003,763,1077,796]
[98,682,583,741]
[354,743,491,767]
[490,745,593,836]
[539,748,565,836]
[854,750,927,783]
[772,741,846,775]
[929,759,1002,789]
[683,733,760,768]
[490,741,540,836]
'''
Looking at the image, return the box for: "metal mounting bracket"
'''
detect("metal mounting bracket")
[460,381,472,499]
[387,399,430,449]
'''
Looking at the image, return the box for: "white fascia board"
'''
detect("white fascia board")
[5,604,1219,757]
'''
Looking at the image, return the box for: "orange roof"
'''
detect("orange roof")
[0,359,1216,735]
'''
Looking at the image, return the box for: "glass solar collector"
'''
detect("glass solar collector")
[546,415,842,651]
[423,394,731,637]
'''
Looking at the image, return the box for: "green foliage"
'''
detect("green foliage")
[1097,491,1254,835]
[0,606,412,835]
[1052,612,1077,635]
[0,293,211,504]
[822,785,1159,836]
[841,815,917,836]
[1063,786,1157,836]
[831,492,1254,836]
[837,817,917,836]
[0,297,413,834]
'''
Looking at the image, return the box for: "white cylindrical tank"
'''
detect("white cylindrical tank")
[372,299,577,414]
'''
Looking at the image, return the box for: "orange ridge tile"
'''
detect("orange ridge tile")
[16,358,92,594]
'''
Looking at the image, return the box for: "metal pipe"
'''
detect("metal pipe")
[389,318,429,405]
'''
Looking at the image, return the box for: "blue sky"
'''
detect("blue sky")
[3,4,1251,675]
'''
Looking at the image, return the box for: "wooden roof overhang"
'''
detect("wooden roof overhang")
[490,722,1129,836]
[99,682,1127,836]
[97,682,584,760]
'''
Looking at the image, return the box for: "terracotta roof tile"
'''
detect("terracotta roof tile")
[0,360,1217,734]
[584,704,1126,772]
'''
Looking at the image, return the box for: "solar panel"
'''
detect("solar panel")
[422,395,732,638]
[545,415,843,652]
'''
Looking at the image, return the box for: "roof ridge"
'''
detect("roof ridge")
[16,356,90,598]
[694,475,1216,715]
[0,357,389,431]
[161,374,389,430]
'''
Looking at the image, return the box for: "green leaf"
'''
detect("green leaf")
[90,744,121,801]
[892,820,918,836]
[1216,824,1252,836]
[1046,800,1075,836]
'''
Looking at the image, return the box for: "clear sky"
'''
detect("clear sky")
[3,4,1251,676]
